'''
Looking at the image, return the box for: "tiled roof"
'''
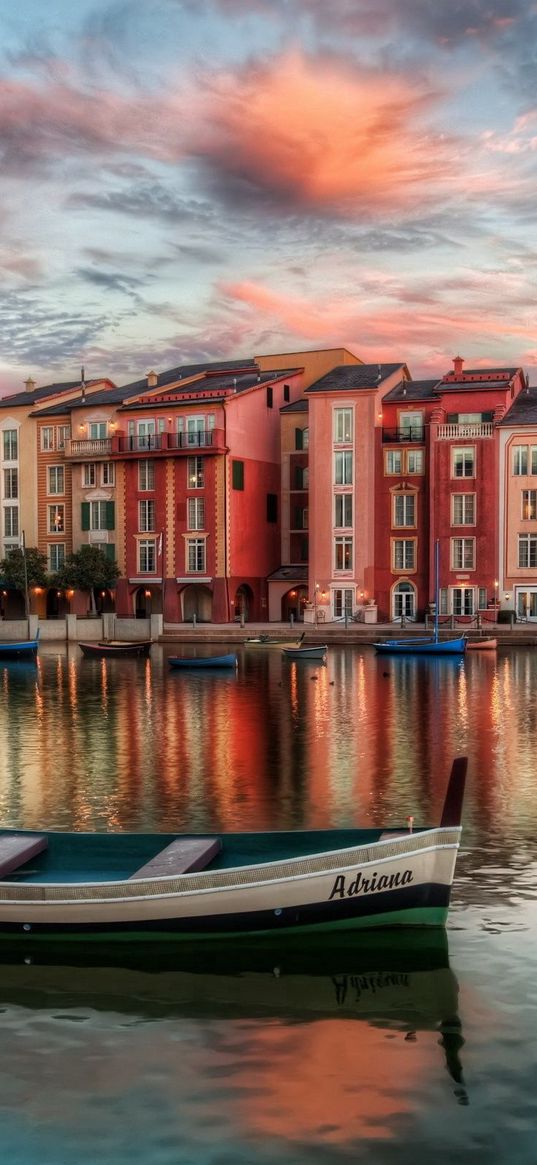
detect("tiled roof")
[442,367,518,379]
[498,387,537,425]
[382,379,440,402]
[280,400,308,413]
[267,565,308,582]
[439,378,516,392]
[85,358,259,406]
[0,380,84,408]
[306,364,405,393]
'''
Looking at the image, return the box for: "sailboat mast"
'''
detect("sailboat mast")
[434,538,440,642]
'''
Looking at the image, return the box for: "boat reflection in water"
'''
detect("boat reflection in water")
[0,930,466,1105]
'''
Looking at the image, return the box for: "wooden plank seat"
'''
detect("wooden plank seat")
[129,837,222,880]
[0,834,47,876]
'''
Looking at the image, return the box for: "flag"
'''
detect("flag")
[158,531,163,558]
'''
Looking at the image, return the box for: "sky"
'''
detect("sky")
[1,0,537,392]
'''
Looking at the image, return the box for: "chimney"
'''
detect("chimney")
[81,366,86,403]
[147,370,158,388]
[24,376,36,393]
[453,355,464,378]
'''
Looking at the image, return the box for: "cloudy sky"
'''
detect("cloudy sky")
[1,0,537,391]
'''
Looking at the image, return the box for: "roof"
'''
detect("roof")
[0,380,84,409]
[305,364,405,394]
[267,565,309,583]
[382,379,440,402]
[439,378,517,393]
[280,400,308,413]
[498,387,537,426]
[86,358,259,407]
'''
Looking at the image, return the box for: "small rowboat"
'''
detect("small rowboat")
[374,637,466,656]
[79,640,152,659]
[466,639,497,651]
[246,633,305,649]
[282,644,328,661]
[0,758,466,940]
[168,653,238,669]
[0,629,39,659]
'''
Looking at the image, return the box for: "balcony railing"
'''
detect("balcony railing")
[436,423,493,439]
[382,427,425,444]
[65,438,112,459]
[116,430,224,455]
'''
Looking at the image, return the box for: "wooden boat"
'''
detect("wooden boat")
[375,541,466,657]
[79,639,152,659]
[245,632,305,649]
[0,636,39,659]
[282,644,328,660]
[168,652,238,669]
[466,638,497,651]
[0,757,466,940]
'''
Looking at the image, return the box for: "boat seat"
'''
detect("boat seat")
[378,830,411,841]
[0,834,48,876]
[129,837,222,879]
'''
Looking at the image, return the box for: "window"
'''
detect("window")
[138,539,157,573]
[294,465,309,489]
[333,588,354,618]
[139,499,155,532]
[188,498,205,530]
[518,534,537,568]
[139,460,155,491]
[393,539,415,570]
[184,417,207,446]
[393,494,415,527]
[102,462,115,486]
[452,494,475,525]
[385,450,402,474]
[452,537,475,569]
[3,468,17,499]
[187,538,206,572]
[294,427,309,450]
[40,427,54,452]
[89,422,107,440]
[399,411,423,440]
[83,463,96,487]
[334,536,353,571]
[266,493,278,523]
[48,504,64,534]
[266,386,273,409]
[232,460,244,490]
[188,457,204,489]
[522,490,537,520]
[81,501,115,531]
[283,384,290,403]
[452,447,475,478]
[91,501,108,531]
[293,506,308,529]
[4,506,18,537]
[406,449,424,474]
[334,408,353,444]
[513,446,528,475]
[334,451,352,485]
[131,420,156,449]
[48,465,64,495]
[3,430,17,460]
[334,494,352,527]
[453,588,474,616]
[478,587,488,610]
[56,425,70,450]
[49,544,65,572]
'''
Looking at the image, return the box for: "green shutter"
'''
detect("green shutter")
[295,428,303,450]
[447,413,458,424]
[105,543,116,562]
[232,460,244,490]
[81,502,90,530]
[105,501,115,530]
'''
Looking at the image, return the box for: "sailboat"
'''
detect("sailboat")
[374,541,467,656]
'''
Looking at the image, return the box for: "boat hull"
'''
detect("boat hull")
[466,639,497,651]
[168,653,238,669]
[282,645,327,660]
[374,638,466,655]
[79,641,152,658]
[0,640,39,658]
[0,826,461,938]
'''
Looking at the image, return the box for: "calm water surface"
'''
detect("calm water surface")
[0,643,536,1164]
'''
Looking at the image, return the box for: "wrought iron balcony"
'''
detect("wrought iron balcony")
[114,429,226,456]
[382,426,425,444]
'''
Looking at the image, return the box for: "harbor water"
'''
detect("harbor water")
[0,643,536,1163]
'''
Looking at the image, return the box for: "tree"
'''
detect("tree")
[53,546,120,615]
[0,547,48,614]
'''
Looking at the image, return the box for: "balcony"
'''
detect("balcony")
[64,438,112,461]
[382,427,425,444]
[436,423,493,440]
[113,429,226,457]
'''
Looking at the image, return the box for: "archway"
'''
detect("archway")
[46,588,70,620]
[233,584,253,622]
[392,580,416,622]
[281,586,307,623]
[182,585,213,622]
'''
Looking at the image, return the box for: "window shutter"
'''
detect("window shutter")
[105,543,116,562]
[105,501,115,530]
[482,411,493,422]
[81,502,90,531]
[447,413,458,424]
[295,428,303,450]
[294,466,303,489]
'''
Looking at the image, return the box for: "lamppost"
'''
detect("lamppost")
[494,579,499,624]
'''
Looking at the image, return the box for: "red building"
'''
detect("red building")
[376,357,527,622]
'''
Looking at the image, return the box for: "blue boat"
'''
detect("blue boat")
[0,631,39,659]
[168,653,238,669]
[375,542,466,657]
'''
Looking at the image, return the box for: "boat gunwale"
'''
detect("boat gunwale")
[0,826,462,903]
